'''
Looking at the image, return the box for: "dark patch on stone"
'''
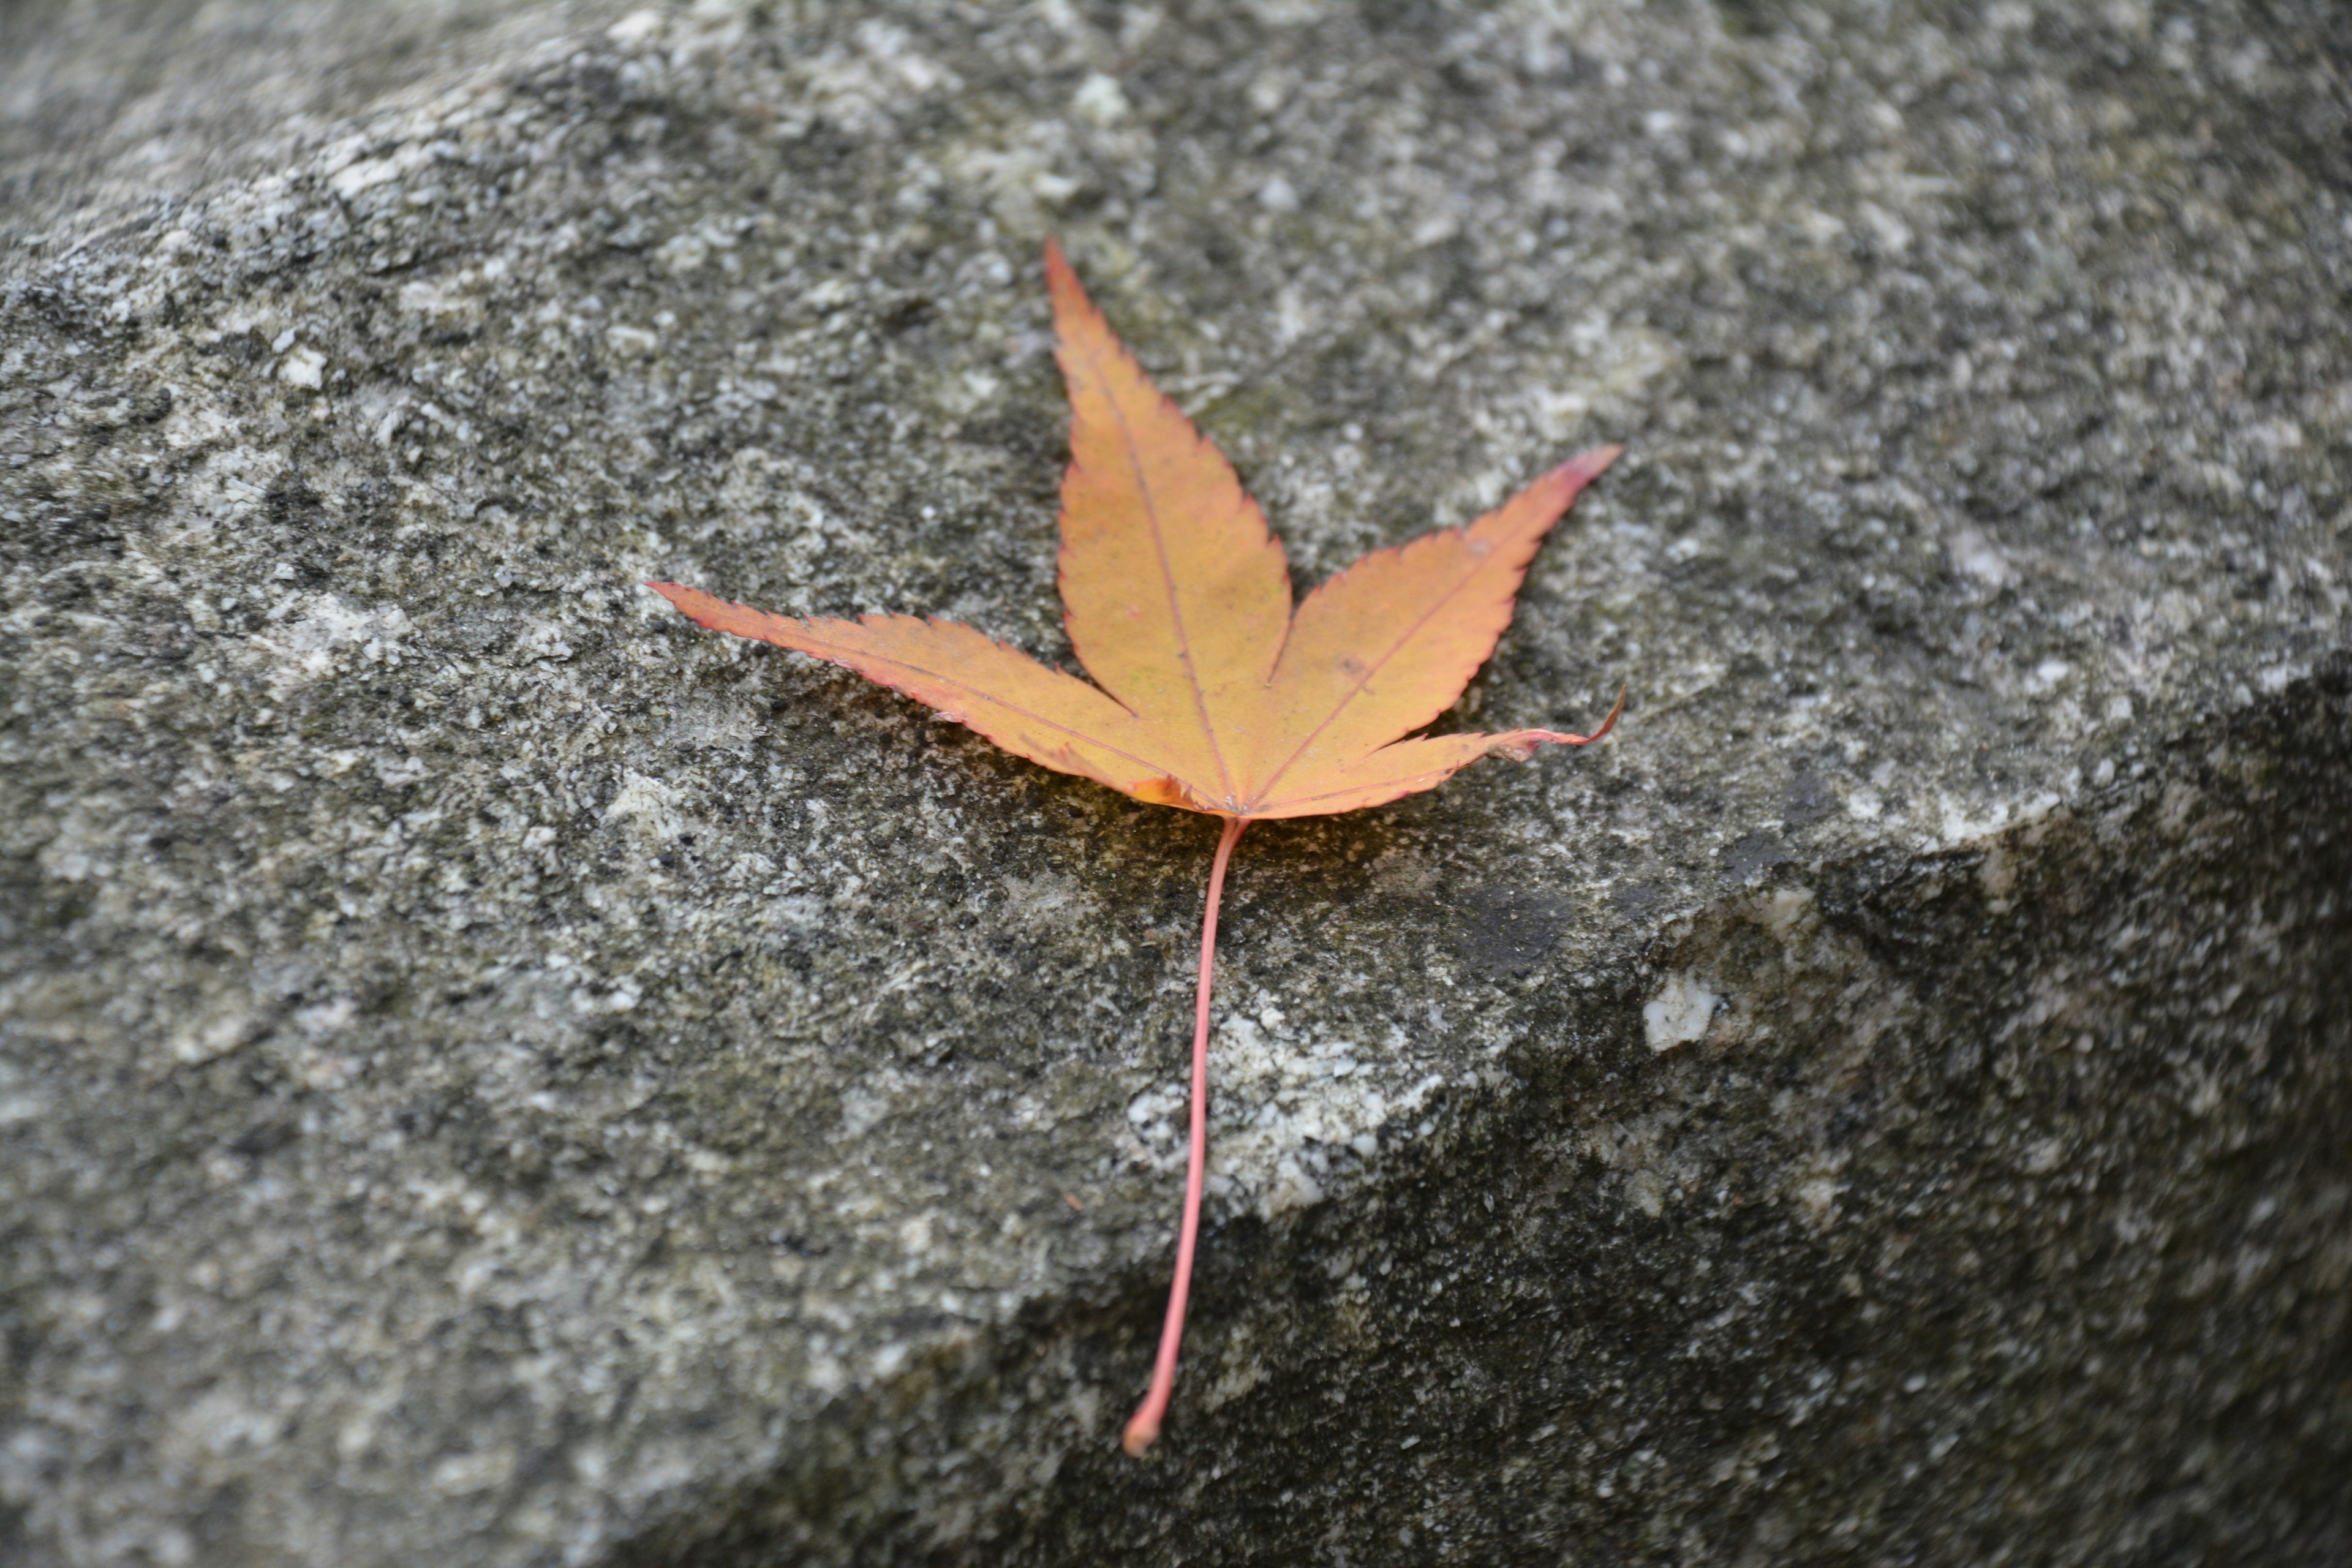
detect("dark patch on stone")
[1784,766,1836,827]
[1611,881,1667,922]
[198,328,268,365]
[1722,829,1790,884]
[1447,885,1574,978]
[226,1118,300,1161]
[955,407,1064,469]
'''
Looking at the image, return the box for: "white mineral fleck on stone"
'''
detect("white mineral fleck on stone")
[654,232,709,275]
[1937,794,2013,844]
[277,345,325,388]
[170,1008,258,1066]
[254,594,411,688]
[2258,662,2308,693]
[607,10,663,45]
[2026,658,2073,693]
[1795,1173,1841,1229]
[0,1092,50,1126]
[1626,1169,1668,1217]
[603,772,685,838]
[1643,973,1719,1051]
[1948,524,2016,588]
[1761,887,1815,940]
[1070,73,1129,125]
[330,157,401,199]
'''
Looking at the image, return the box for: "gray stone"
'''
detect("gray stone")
[4,1,2349,1564]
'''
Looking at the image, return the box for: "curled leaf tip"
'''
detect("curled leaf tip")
[1552,443,1624,486]
[1483,687,1628,761]
[1597,684,1629,737]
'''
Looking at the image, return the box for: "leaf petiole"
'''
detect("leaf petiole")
[1122,812,1249,1457]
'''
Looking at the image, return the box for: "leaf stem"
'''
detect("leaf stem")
[1123,812,1250,1457]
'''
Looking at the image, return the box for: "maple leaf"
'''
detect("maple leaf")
[650,239,1622,1457]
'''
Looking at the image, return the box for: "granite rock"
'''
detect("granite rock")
[3,1,2350,1564]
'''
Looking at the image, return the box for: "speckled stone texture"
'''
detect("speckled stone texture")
[4,2,2350,1564]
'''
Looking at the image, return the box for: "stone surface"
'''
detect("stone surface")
[4,1,2350,1564]
[0,0,630,254]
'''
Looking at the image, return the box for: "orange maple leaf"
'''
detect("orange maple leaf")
[650,239,1622,1457]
